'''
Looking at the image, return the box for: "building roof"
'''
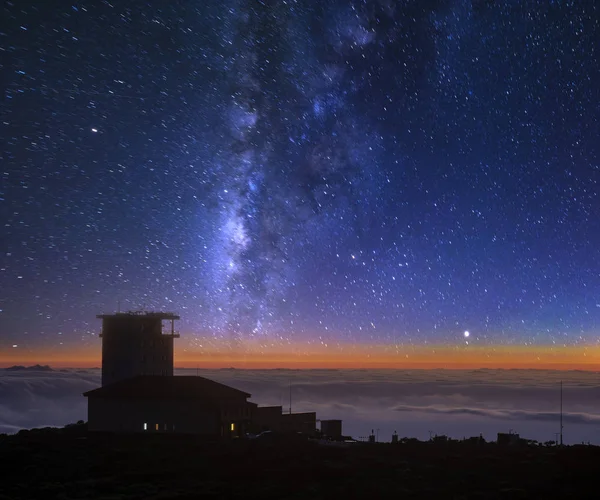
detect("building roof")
[96,311,180,320]
[83,376,251,401]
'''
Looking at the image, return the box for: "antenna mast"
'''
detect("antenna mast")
[560,380,563,446]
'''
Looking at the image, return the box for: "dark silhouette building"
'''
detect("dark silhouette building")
[251,406,317,435]
[98,311,179,386]
[281,412,317,434]
[252,406,285,433]
[84,375,255,436]
[497,432,520,445]
[320,419,343,438]
[87,311,322,437]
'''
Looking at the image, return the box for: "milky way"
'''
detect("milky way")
[1,1,599,354]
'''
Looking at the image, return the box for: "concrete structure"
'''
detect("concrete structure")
[281,412,317,434]
[98,311,179,386]
[320,419,343,438]
[251,406,317,435]
[497,432,520,445]
[84,375,255,436]
[252,406,285,433]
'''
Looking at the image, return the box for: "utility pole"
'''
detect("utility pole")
[560,380,563,446]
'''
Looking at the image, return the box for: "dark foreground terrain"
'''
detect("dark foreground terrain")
[1,425,598,499]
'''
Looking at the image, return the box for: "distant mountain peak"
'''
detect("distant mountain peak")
[5,364,53,372]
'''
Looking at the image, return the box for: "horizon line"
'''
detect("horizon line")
[1,361,599,372]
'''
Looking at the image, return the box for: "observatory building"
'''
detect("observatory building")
[97,311,180,386]
[86,310,329,437]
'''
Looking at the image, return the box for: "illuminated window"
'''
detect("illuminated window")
[143,423,148,431]
[155,423,159,431]
[230,423,235,432]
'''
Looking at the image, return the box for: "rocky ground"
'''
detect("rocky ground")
[0,425,597,499]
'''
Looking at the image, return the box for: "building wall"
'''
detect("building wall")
[281,412,317,434]
[497,432,520,445]
[251,406,283,432]
[321,419,343,438]
[88,398,219,434]
[219,401,255,437]
[100,316,175,386]
[88,397,255,436]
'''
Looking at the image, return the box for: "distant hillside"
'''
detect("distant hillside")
[4,364,53,372]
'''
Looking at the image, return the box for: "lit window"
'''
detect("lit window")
[143,423,148,431]
[155,423,159,431]
[230,423,235,432]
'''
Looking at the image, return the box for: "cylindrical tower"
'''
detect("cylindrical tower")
[97,311,180,386]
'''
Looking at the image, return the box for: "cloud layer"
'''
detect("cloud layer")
[2,367,599,443]
[0,368,100,434]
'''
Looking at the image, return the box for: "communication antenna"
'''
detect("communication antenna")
[560,380,564,446]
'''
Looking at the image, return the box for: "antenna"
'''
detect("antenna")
[117,300,121,313]
[289,379,292,415]
[560,380,564,446]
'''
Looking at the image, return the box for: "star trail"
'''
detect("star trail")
[1,1,599,365]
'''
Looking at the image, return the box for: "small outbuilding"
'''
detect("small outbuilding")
[320,419,343,438]
[84,375,255,436]
[497,432,520,445]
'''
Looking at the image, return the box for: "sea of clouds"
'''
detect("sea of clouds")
[2,367,600,444]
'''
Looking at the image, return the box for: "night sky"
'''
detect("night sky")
[2,1,599,361]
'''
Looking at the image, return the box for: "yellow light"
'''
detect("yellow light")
[230,423,235,431]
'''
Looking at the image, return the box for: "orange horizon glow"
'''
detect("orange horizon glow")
[1,341,599,371]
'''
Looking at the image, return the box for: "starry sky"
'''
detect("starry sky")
[1,1,599,366]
